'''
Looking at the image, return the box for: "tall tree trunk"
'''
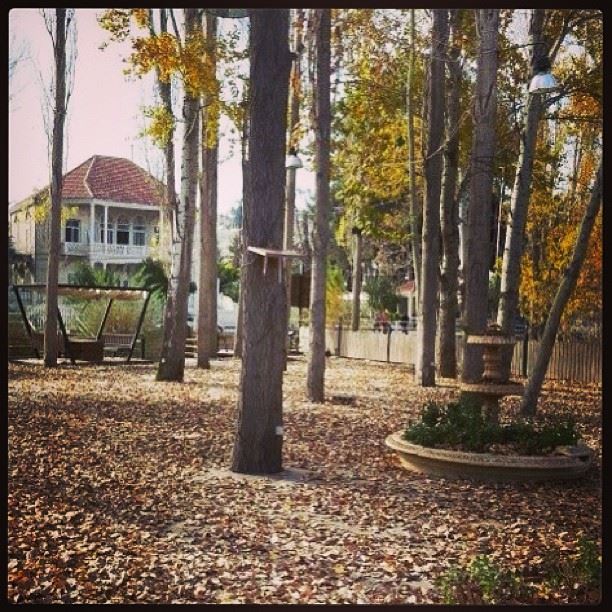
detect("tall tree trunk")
[461,9,499,383]
[496,9,546,376]
[157,8,201,382]
[437,9,463,379]
[406,9,422,308]
[306,9,331,402]
[197,13,219,369]
[232,9,291,474]
[44,8,68,368]
[416,9,448,387]
[154,9,179,264]
[521,162,602,416]
[153,9,181,376]
[351,228,362,331]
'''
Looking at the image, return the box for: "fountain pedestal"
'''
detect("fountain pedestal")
[460,329,522,422]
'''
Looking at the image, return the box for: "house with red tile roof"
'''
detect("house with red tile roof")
[9,155,167,283]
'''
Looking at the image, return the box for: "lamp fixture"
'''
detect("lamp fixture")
[528,71,558,94]
[285,148,303,169]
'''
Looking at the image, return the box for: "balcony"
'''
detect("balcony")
[61,242,150,261]
[62,242,90,256]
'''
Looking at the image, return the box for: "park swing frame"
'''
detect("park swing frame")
[11,283,153,365]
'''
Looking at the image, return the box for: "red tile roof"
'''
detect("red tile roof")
[61,155,166,205]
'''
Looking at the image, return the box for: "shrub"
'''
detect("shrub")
[404,399,579,455]
[436,539,600,604]
[542,536,601,595]
[436,554,532,604]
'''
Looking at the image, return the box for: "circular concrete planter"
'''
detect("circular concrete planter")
[385,431,593,483]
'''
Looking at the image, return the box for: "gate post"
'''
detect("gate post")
[521,326,529,378]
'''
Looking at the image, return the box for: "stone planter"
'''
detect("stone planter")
[385,432,593,483]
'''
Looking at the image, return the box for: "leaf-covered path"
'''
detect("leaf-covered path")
[8,357,601,603]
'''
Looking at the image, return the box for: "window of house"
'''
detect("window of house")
[65,219,80,243]
[117,216,130,245]
[133,216,146,246]
[99,221,114,243]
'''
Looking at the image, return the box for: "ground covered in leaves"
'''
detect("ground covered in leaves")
[8,356,601,604]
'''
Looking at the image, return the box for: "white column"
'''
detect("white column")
[90,202,95,245]
[103,205,108,245]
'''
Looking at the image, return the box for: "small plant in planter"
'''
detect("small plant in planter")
[404,397,579,455]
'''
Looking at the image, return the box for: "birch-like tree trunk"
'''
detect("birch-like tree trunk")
[406,9,422,306]
[496,9,546,377]
[147,9,179,264]
[521,162,602,416]
[143,11,179,362]
[157,8,201,382]
[437,9,463,379]
[306,9,331,402]
[416,9,448,387]
[231,9,291,474]
[43,8,69,368]
[197,13,219,369]
[461,9,499,383]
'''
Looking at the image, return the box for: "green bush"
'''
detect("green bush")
[218,259,239,303]
[543,536,601,592]
[436,539,601,604]
[437,554,532,604]
[404,399,579,455]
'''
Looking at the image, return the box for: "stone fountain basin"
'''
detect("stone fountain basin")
[385,432,593,482]
[466,334,517,345]
[459,381,524,396]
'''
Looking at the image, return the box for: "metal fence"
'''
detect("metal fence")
[316,326,601,384]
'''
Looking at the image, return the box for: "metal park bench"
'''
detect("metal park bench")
[101,333,146,359]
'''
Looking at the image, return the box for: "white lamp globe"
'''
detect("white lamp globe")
[528,72,558,94]
[285,152,303,169]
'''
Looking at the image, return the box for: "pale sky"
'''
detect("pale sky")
[8,8,314,212]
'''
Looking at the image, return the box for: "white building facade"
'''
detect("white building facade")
[9,155,165,284]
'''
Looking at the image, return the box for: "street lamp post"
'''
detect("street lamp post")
[284,148,302,360]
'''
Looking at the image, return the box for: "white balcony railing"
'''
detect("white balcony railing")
[90,243,149,258]
[62,242,90,256]
[61,242,149,259]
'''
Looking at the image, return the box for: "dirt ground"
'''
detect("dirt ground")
[8,356,601,603]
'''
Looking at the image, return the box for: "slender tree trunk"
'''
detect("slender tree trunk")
[44,8,67,368]
[416,9,448,387]
[438,9,463,379]
[406,9,422,306]
[157,8,201,382]
[156,9,179,264]
[461,9,499,383]
[496,9,546,376]
[306,9,331,402]
[351,228,362,331]
[198,13,219,369]
[232,9,291,474]
[154,9,180,373]
[521,162,602,415]
[457,172,469,319]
